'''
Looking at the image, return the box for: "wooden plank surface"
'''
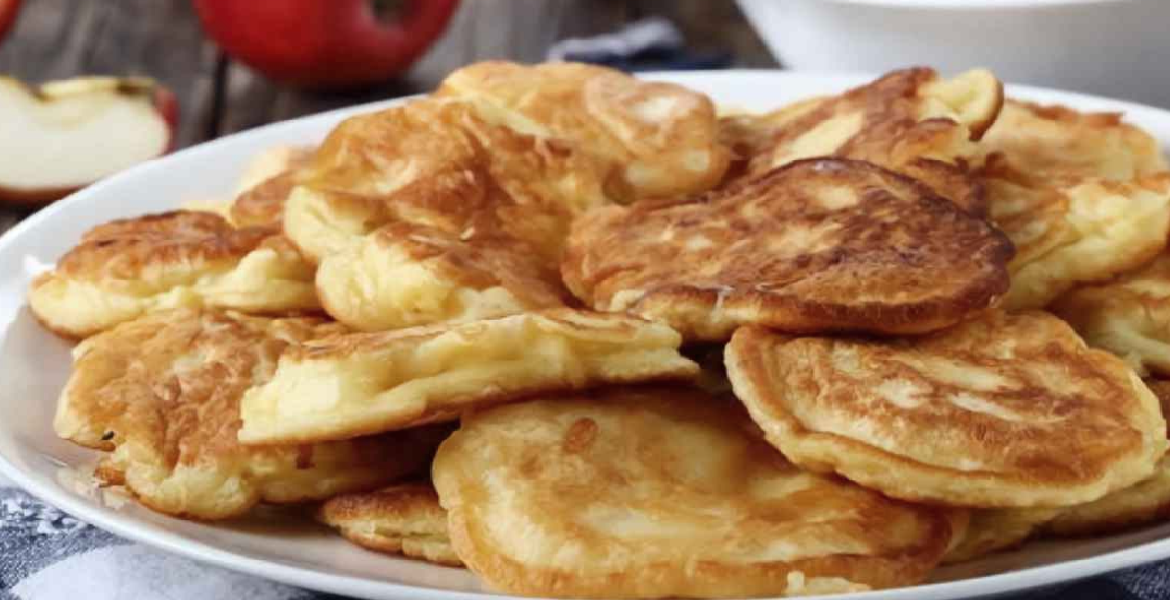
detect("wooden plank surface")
[0,0,776,233]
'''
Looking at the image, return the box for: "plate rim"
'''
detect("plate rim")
[2,68,1170,600]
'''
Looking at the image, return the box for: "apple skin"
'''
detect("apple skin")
[0,0,22,46]
[0,78,179,207]
[193,0,460,90]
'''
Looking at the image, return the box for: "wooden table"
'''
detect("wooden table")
[0,0,777,234]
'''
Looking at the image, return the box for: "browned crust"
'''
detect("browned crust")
[967,78,1005,140]
[437,387,960,597]
[725,312,1166,507]
[51,210,273,280]
[563,158,1014,341]
[318,482,462,566]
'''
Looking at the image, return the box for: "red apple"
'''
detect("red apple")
[193,0,460,89]
[0,0,21,45]
[0,77,178,206]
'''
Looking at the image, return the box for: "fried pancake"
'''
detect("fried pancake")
[562,158,1013,341]
[55,309,445,520]
[308,165,573,331]
[721,67,1002,215]
[284,97,610,263]
[437,60,728,202]
[1046,453,1170,537]
[238,309,698,444]
[942,508,1060,564]
[318,482,461,566]
[432,386,962,598]
[726,311,1168,508]
[980,100,1169,180]
[316,219,570,332]
[1052,254,1170,376]
[985,158,1170,310]
[29,211,319,338]
[230,145,315,228]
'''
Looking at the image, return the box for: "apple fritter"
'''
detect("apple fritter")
[238,309,699,444]
[283,97,610,263]
[29,211,319,338]
[308,165,573,331]
[230,145,315,228]
[980,100,1169,180]
[721,67,1003,215]
[54,309,445,520]
[562,158,1013,341]
[726,310,1168,508]
[437,60,729,202]
[432,387,962,598]
[1046,454,1170,537]
[985,157,1170,311]
[318,482,461,566]
[942,508,1061,564]
[316,219,570,332]
[1052,254,1170,377]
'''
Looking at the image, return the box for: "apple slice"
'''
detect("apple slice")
[0,76,178,205]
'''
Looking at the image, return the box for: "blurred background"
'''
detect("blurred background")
[0,0,776,149]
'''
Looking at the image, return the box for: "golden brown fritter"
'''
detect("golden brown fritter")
[980,100,1170,310]
[985,158,1170,311]
[438,60,729,202]
[316,218,571,332]
[1046,454,1170,537]
[942,508,1061,564]
[29,211,319,338]
[1052,254,1170,377]
[284,97,611,263]
[230,146,315,228]
[54,309,445,520]
[318,482,461,566]
[238,309,699,444]
[725,310,1168,508]
[721,67,1003,215]
[432,386,963,598]
[562,158,1014,341]
[980,100,1168,180]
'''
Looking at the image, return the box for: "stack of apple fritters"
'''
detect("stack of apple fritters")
[31,61,1170,598]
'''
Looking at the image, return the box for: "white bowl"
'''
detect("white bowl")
[737,0,1170,108]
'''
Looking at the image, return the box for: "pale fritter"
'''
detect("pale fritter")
[283,97,610,263]
[316,219,570,332]
[942,508,1061,564]
[1046,454,1170,537]
[282,99,606,330]
[721,67,1003,215]
[562,158,1013,341]
[308,166,573,331]
[979,99,1170,311]
[54,309,446,520]
[29,211,319,338]
[238,309,699,444]
[980,100,1169,180]
[437,60,728,202]
[986,161,1170,310]
[432,387,962,598]
[1052,254,1170,377]
[318,482,461,566]
[725,310,1168,508]
[230,145,315,228]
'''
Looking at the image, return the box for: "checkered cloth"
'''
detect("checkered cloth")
[1,480,1168,599]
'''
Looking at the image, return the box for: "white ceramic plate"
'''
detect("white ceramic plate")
[2,70,1170,600]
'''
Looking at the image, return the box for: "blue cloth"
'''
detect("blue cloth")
[0,483,1167,599]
